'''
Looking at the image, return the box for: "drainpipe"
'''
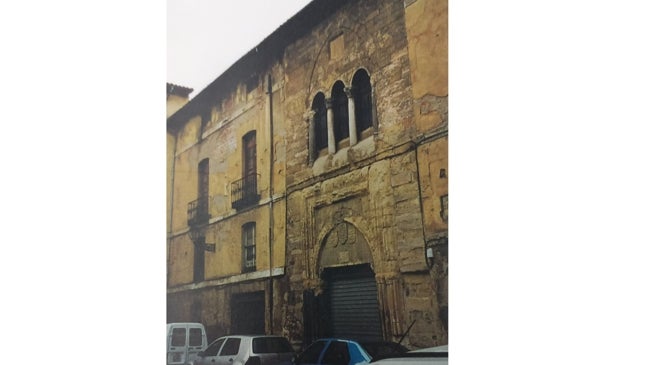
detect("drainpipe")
[413,141,429,266]
[267,73,275,334]
[167,130,177,289]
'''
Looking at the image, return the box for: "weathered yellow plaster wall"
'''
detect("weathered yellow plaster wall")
[168,234,194,285]
[417,137,448,236]
[171,148,198,233]
[405,0,448,238]
[405,0,448,99]
[167,132,176,232]
[167,94,189,118]
[202,201,286,279]
[270,87,287,194]
[168,74,288,288]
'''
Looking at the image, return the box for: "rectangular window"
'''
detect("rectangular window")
[242,223,256,272]
[171,328,186,347]
[243,132,257,178]
[252,337,293,354]
[220,338,241,356]
[204,338,225,357]
[189,328,203,346]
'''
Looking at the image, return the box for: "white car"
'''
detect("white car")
[371,344,448,365]
[167,323,208,365]
[192,335,295,365]
[410,344,447,352]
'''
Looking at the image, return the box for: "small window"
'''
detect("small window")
[220,338,242,356]
[242,223,256,272]
[204,338,225,357]
[171,328,186,347]
[189,328,203,346]
[321,341,350,365]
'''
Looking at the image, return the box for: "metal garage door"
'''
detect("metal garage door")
[325,264,383,341]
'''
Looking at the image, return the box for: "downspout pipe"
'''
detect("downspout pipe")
[167,130,177,289]
[267,73,275,334]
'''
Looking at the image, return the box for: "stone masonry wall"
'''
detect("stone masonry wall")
[277,0,442,349]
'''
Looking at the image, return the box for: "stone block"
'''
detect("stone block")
[390,172,413,187]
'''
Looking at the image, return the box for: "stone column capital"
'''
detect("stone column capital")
[325,98,333,109]
[344,86,354,98]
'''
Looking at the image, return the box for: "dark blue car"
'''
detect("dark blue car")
[293,339,372,365]
[294,338,407,365]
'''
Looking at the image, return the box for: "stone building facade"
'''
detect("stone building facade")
[167,0,447,350]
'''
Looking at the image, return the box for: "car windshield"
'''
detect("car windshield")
[297,341,327,363]
[252,337,293,353]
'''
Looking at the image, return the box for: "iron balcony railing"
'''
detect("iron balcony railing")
[187,197,210,226]
[231,174,260,209]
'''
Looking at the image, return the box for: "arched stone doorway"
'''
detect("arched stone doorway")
[316,222,383,342]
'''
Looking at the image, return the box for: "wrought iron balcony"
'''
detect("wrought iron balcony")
[231,174,260,210]
[187,197,210,226]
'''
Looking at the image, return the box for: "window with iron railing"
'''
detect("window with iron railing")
[231,174,260,209]
[232,131,259,210]
[187,197,210,226]
[188,159,211,226]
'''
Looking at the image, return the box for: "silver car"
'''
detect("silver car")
[192,335,295,365]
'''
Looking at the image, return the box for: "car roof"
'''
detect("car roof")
[167,322,205,329]
[315,338,358,343]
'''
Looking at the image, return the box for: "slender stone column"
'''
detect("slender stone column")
[325,98,336,154]
[344,87,358,146]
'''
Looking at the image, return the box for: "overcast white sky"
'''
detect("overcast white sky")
[168,0,312,98]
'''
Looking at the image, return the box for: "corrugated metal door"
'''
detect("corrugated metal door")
[325,264,383,341]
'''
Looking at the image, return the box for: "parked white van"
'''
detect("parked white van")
[167,323,208,365]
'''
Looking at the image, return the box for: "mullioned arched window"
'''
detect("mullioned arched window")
[331,80,349,144]
[352,69,373,137]
[312,92,328,152]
